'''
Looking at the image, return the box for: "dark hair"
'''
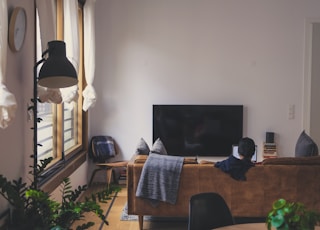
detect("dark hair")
[238,137,255,159]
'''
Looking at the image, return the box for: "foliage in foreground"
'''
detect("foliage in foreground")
[266,198,320,230]
[0,157,121,230]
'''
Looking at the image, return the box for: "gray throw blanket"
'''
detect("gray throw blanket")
[135,153,184,206]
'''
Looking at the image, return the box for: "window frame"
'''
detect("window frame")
[39,0,88,193]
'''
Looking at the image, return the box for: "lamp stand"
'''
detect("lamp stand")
[32,57,46,189]
[30,40,78,189]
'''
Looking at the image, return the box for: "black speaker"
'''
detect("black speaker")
[266,132,274,143]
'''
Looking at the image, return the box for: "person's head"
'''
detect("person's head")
[238,137,255,159]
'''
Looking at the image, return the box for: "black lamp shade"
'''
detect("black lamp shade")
[38,40,78,88]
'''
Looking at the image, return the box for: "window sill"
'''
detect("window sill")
[40,151,87,194]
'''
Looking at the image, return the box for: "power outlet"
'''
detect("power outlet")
[288,104,295,120]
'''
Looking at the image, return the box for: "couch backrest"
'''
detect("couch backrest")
[262,156,320,165]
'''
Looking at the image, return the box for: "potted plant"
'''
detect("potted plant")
[266,198,320,230]
[0,157,120,230]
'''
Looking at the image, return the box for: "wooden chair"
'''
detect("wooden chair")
[88,136,128,187]
[89,161,128,187]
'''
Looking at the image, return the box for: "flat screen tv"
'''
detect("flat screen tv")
[153,105,243,156]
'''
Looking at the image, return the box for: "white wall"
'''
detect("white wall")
[310,23,320,147]
[91,0,320,161]
[0,0,34,213]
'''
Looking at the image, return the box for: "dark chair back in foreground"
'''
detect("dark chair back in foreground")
[188,192,234,230]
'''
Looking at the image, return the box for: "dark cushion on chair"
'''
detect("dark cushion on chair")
[295,131,319,157]
[89,136,116,162]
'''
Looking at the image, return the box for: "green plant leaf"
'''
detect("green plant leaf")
[271,214,285,228]
[273,198,286,210]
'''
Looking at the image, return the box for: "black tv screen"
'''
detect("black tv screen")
[153,105,243,156]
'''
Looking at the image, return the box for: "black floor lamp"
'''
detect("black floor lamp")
[32,40,78,189]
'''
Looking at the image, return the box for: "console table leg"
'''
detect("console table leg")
[138,215,143,230]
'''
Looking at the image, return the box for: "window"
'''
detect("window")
[36,0,87,192]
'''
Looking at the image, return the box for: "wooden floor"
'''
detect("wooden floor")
[75,183,266,230]
[75,183,188,230]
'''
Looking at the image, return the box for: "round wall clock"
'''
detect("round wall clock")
[8,7,27,52]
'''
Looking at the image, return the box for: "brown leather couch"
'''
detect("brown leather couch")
[127,155,320,230]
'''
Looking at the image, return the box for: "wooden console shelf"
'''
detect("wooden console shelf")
[263,142,277,159]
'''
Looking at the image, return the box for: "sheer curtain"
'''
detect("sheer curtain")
[83,0,97,111]
[36,0,62,104]
[61,0,79,104]
[0,0,17,129]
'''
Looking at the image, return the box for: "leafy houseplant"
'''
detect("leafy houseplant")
[0,157,120,230]
[266,198,320,230]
